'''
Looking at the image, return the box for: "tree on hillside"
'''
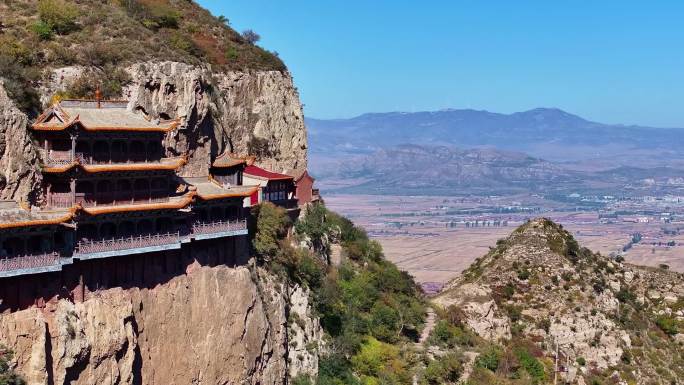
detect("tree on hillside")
[251,202,289,261]
[217,15,229,25]
[241,29,260,44]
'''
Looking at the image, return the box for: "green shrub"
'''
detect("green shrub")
[225,47,238,61]
[142,3,181,30]
[0,346,25,385]
[350,337,411,384]
[290,374,312,385]
[65,67,131,100]
[169,32,201,57]
[656,316,679,336]
[296,202,331,255]
[517,268,531,280]
[422,353,462,385]
[475,346,501,372]
[616,288,636,304]
[32,21,54,40]
[0,56,41,116]
[429,320,474,348]
[317,354,360,385]
[251,202,290,261]
[38,0,79,35]
[514,347,545,383]
[369,302,400,343]
[576,356,586,366]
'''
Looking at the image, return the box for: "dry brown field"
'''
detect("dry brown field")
[325,194,684,286]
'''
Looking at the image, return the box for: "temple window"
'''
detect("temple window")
[93,141,109,163]
[130,141,146,161]
[119,221,136,237]
[137,219,154,234]
[100,222,117,239]
[156,217,173,233]
[4,237,24,256]
[77,224,98,241]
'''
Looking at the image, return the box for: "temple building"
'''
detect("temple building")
[288,169,319,206]
[0,94,317,309]
[0,97,247,302]
[243,165,297,207]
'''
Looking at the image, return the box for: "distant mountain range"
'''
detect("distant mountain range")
[312,144,684,196]
[307,108,684,168]
[306,108,684,196]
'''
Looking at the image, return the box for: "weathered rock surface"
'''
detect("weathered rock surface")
[435,218,684,384]
[0,265,321,385]
[42,62,307,180]
[0,81,41,203]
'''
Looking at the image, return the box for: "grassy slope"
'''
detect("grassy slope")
[253,202,428,385]
[0,0,285,114]
[0,0,284,71]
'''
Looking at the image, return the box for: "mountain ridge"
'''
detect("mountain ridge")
[306,107,684,169]
[429,217,684,384]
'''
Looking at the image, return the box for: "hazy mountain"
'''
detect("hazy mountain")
[312,144,684,197]
[307,108,684,165]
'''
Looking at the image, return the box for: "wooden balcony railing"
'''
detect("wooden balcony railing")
[0,252,61,273]
[38,149,73,166]
[75,232,180,255]
[191,219,247,236]
[54,192,170,208]
[48,192,73,208]
[38,151,166,166]
[77,153,160,165]
[79,193,170,207]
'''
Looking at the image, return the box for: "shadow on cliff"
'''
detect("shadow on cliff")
[0,237,250,312]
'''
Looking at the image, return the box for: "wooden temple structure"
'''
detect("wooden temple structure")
[0,95,317,311]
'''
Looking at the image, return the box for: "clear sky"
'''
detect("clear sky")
[198,1,684,127]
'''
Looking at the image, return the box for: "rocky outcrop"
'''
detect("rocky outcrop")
[435,218,684,385]
[0,265,322,385]
[0,81,41,203]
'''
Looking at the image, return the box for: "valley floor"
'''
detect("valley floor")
[325,194,684,290]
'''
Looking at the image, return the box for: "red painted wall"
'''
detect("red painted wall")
[296,173,315,206]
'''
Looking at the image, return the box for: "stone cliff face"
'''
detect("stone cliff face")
[44,62,307,179]
[0,265,320,385]
[0,61,314,383]
[0,81,41,203]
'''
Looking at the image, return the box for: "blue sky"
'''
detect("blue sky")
[198,1,684,127]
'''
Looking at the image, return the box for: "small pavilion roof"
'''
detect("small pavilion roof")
[212,152,249,168]
[32,100,179,132]
[244,165,294,181]
[183,177,258,201]
[0,201,75,229]
[286,168,315,182]
[42,156,187,174]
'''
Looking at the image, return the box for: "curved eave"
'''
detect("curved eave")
[41,158,187,174]
[42,162,79,173]
[31,120,180,133]
[0,210,76,230]
[82,193,196,216]
[211,160,246,168]
[243,174,294,182]
[197,186,259,201]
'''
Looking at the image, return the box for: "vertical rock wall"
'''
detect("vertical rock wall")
[0,265,321,385]
[0,81,41,203]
